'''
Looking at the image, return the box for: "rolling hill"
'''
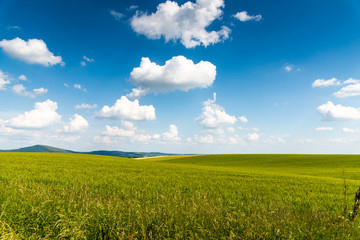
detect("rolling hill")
[0,144,173,158]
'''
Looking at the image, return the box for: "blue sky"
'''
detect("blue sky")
[1,0,360,153]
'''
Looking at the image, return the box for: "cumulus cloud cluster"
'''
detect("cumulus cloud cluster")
[130,0,230,48]
[128,56,216,98]
[233,11,262,22]
[99,123,180,143]
[0,38,64,66]
[96,96,156,121]
[7,99,61,129]
[12,84,48,98]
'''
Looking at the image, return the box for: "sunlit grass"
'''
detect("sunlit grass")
[0,153,360,239]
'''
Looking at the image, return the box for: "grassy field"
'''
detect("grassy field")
[0,153,360,239]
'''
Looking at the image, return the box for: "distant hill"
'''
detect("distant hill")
[0,145,174,158]
[0,145,72,153]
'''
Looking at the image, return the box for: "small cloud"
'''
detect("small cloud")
[75,103,98,110]
[195,134,214,144]
[7,26,21,30]
[247,133,259,142]
[0,70,10,90]
[333,83,360,98]
[80,55,94,66]
[238,116,248,123]
[18,74,27,81]
[283,63,298,72]
[127,5,138,11]
[96,96,156,121]
[74,84,86,92]
[233,11,262,22]
[342,127,359,133]
[110,10,124,21]
[64,83,69,88]
[343,78,360,85]
[12,84,47,98]
[314,127,333,131]
[196,93,237,129]
[263,136,286,144]
[312,78,341,88]
[62,114,89,133]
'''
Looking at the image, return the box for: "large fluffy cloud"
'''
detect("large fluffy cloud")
[0,38,64,66]
[96,96,156,121]
[62,114,89,133]
[128,56,216,98]
[130,0,230,48]
[196,93,237,128]
[316,101,360,121]
[7,99,61,128]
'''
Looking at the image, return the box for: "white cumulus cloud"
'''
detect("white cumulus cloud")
[96,96,156,121]
[7,99,61,129]
[130,0,230,48]
[233,11,262,22]
[0,38,64,66]
[196,93,237,128]
[128,56,216,98]
[312,78,341,88]
[62,114,89,133]
[317,101,360,121]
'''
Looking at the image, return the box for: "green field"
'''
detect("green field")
[0,153,360,239]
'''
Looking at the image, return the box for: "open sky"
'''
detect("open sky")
[1,0,360,153]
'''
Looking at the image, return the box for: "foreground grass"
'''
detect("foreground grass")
[0,153,360,239]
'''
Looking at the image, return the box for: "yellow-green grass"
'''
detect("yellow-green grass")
[0,153,360,239]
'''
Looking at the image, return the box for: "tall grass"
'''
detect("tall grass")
[0,153,359,239]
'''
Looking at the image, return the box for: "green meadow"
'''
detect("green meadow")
[0,153,360,239]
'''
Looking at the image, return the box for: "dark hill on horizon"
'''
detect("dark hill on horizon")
[0,145,174,158]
